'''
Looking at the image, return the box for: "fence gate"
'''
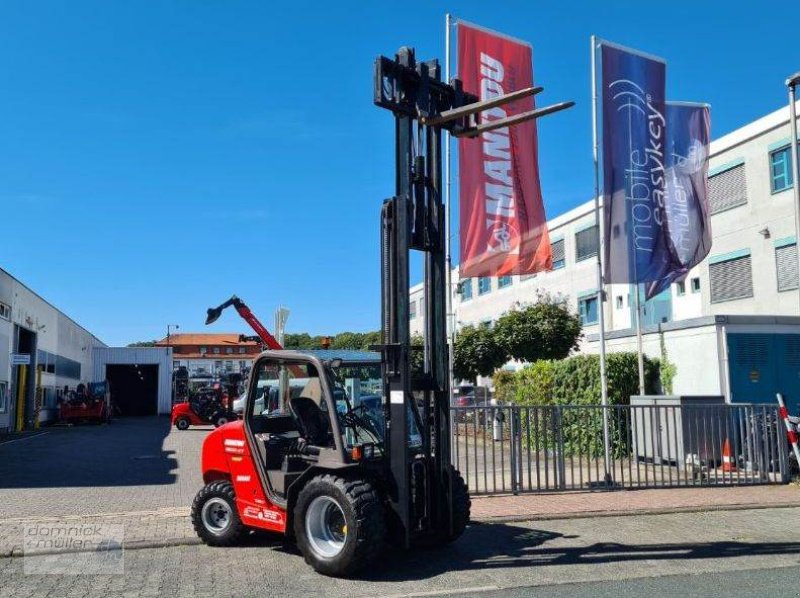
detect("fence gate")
[451,404,789,494]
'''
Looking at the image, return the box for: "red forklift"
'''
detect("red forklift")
[171,384,235,430]
[189,46,571,576]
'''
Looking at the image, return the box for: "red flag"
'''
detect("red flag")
[458,21,550,277]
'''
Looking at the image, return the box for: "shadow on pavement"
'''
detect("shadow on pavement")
[0,417,178,489]
[352,521,800,582]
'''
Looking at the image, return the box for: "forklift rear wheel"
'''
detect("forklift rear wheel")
[294,475,385,577]
[175,417,190,430]
[191,480,244,546]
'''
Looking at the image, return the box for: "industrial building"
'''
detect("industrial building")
[411,101,800,409]
[0,268,173,432]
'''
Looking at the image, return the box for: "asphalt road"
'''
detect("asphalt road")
[3,507,800,597]
[487,566,800,597]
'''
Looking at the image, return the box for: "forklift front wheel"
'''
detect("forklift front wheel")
[214,414,231,428]
[175,417,190,431]
[294,475,385,577]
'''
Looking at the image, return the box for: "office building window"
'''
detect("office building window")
[551,238,566,269]
[578,295,598,325]
[0,381,7,414]
[709,163,747,214]
[676,281,686,296]
[199,347,207,354]
[225,347,233,354]
[460,279,473,301]
[575,226,598,261]
[478,277,492,295]
[615,296,623,309]
[498,275,512,289]
[213,347,220,354]
[409,299,417,319]
[776,242,798,291]
[691,278,701,293]
[770,146,794,193]
[0,302,9,321]
[709,253,753,303]
[239,347,246,354]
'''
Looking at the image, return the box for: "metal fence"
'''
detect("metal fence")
[451,403,790,494]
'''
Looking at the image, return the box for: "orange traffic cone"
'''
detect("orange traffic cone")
[722,439,737,472]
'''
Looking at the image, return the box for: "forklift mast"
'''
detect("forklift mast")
[373,47,573,545]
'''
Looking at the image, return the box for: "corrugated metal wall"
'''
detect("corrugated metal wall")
[92,347,173,414]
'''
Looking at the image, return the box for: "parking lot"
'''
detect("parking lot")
[0,417,205,519]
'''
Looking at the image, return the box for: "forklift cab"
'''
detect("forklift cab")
[243,351,387,502]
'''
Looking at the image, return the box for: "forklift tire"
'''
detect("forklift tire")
[445,466,471,543]
[175,417,190,431]
[294,475,385,577]
[191,480,244,546]
[413,466,470,548]
[214,414,230,428]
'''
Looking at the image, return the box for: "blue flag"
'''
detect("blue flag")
[601,41,667,285]
[645,103,712,299]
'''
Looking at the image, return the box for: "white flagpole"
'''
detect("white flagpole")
[591,35,613,485]
[445,13,456,400]
[633,284,646,395]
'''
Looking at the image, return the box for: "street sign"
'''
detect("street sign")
[11,353,30,365]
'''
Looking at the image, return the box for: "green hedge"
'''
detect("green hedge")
[493,353,661,457]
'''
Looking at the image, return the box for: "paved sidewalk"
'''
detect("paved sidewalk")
[3,484,799,556]
[5,507,800,597]
[471,484,800,521]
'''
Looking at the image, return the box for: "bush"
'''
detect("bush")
[495,352,661,457]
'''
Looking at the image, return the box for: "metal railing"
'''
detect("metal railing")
[451,403,789,494]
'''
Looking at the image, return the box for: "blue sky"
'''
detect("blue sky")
[1,1,797,346]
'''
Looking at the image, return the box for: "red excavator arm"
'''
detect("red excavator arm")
[205,296,282,350]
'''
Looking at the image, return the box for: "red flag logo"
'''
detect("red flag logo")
[458,22,551,277]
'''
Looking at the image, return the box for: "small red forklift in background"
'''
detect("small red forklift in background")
[171,385,235,430]
[189,45,571,576]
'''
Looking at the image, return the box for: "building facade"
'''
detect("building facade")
[410,101,800,407]
[0,268,107,432]
[160,333,261,380]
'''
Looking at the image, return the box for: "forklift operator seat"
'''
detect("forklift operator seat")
[289,397,330,447]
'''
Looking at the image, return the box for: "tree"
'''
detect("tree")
[494,295,582,363]
[330,332,366,350]
[361,330,382,350]
[453,324,506,381]
[127,340,158,347]
[283,333,314,349]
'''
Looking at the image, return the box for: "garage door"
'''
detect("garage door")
[106,364,159,416]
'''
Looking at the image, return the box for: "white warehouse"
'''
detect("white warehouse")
[410,101,800,411]
[0,268,173,433]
